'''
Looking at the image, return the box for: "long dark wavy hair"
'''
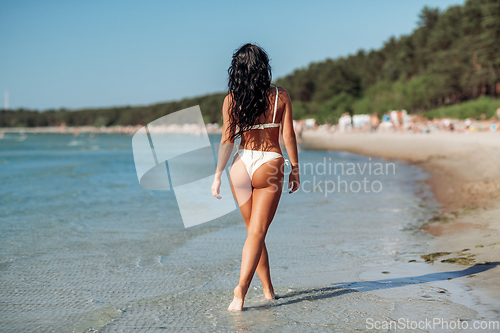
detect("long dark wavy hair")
[227,43,273,140]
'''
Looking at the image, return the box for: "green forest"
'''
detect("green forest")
[1,0,499,128]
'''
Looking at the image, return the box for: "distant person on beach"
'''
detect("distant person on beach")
[495,107,500,120]
[293,119,304,142]
[397,110,404,129]
[305,118,317,130]
[379,113,393,131]
[338,112,352,133]
[211,44,300,311]
[465,118,472,131]
[370,113,380,132]
[390,110,400,131]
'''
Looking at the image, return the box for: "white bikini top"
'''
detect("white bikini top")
[246,87,280,131]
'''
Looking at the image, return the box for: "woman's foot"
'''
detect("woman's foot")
[263,286,275,300]
[228,285,247,311]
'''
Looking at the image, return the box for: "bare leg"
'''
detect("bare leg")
[230,186,275,299]
[256,244,274,299]
[229,157,276,300]
[228,157,283,311]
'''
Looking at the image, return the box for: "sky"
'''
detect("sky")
[0,0,465,110]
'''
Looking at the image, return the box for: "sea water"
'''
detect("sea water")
[0,132,497,332]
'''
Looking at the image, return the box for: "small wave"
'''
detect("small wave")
[67,140,84,146]
[65,305,123,333]
[377,208,403,213]
[155,255,164,266]
[1,134,27,141]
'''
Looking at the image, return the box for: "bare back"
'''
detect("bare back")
[219,85,298,172]
[238,87,285,154]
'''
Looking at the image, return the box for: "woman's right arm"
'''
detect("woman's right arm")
[211,94,234,199]
[280,88,300,194]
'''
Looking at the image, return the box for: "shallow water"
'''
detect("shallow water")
[0,132,498,332]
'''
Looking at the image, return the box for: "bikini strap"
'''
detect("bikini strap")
[272,87,278,123]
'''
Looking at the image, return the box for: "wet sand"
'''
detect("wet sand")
[301,130,500,304]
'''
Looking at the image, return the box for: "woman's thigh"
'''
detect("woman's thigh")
[248,158,284,234]
[229,157,253,224]
[230,156,284,230]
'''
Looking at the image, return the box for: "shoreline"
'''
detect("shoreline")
[300,130,500,304]
[0,125,223,136]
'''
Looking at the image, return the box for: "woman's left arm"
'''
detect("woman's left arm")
[211,94,234,199]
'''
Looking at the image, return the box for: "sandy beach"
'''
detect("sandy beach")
[301,130,500,303]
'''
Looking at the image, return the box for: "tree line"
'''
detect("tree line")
[0,93,226,128]
[1,0,499,127]
[275,0,500,123]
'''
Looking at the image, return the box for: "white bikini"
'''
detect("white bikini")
[234,87,287,180]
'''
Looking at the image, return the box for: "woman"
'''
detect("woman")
[211,43,300,311]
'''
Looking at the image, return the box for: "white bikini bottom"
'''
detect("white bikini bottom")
[234,149,285,180]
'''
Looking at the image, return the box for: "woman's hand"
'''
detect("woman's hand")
[211,176,222,199]
[288,165,300,194]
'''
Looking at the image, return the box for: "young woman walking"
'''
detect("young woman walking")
[211,43,300,311]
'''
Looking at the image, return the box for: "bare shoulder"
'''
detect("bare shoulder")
[224,93,234,104]
[275,87,291,103]
[223,94,235,115]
